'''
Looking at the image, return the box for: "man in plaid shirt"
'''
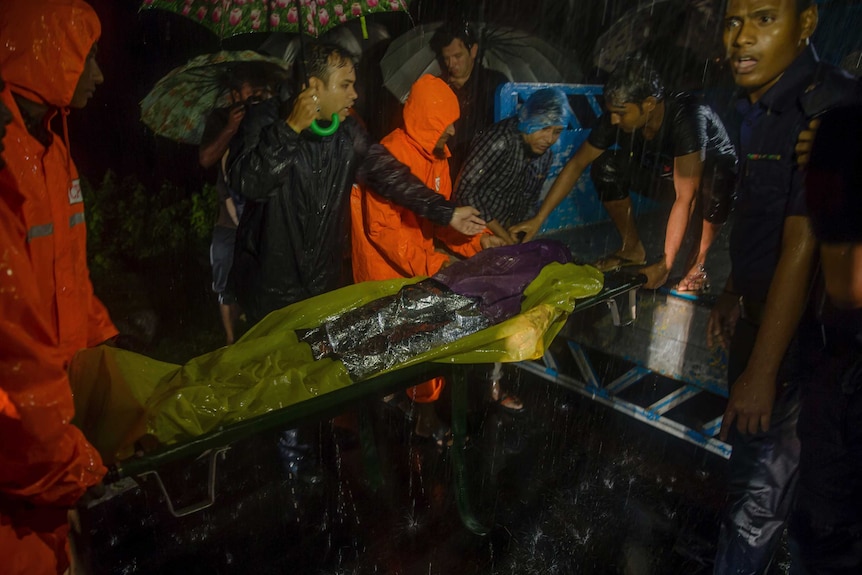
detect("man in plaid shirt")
[453,88,573,245]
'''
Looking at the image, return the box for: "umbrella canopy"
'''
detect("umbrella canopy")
[593,0,722,73]
[380,22,583,104]
[258,19,390,64]
[140,0,410,39]
[140,50,287,144]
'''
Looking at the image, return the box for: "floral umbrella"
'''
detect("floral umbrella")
[140,50,288,144]
[140,0,410,39]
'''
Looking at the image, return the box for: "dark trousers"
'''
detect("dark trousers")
[714,318,803,575]
[591,150,734,225]
[790,324,862,575]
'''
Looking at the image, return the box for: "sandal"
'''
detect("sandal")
[593,253,647,273]
[670,264,710,297]
[489,380,525,413]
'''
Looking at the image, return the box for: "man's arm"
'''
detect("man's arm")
[0,201,105,507]
[356,132,485,235]
[199,104,245,169]
[821,243,862,308]
[227,99,301,201]
[509,141,604,242]
[486,219,516,245]
[719,215,818,440]
[640,151,703,288]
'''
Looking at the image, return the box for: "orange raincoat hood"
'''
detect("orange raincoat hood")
[0,0,101,108]
[403,75,460,156]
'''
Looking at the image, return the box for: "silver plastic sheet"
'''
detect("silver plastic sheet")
[298,279,490,381]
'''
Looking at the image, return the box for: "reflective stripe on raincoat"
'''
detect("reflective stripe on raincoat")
[0,1,112,572]
[0,0,117,361]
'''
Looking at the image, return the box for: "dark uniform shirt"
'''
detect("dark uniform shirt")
[446,65,508,183]
[588,92,737,177]
[730,46,861,303]
[453,117,553,227]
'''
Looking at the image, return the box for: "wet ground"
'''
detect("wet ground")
[74,208,800,574]
[75,359,741,575]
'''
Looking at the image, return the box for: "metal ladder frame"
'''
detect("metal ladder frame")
[516,289,731,460]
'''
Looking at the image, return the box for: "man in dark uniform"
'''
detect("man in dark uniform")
[430,22,508,183]
[709,1,861,573]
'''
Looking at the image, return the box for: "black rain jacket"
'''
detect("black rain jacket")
[228,99,456,322]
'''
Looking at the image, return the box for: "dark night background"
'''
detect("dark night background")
[68,0,625,194]
[68,0,862,192]
[62,0,861,361]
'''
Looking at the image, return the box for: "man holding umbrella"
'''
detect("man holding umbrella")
[430,22,508,183]
[199,62,282,345]
[228,43,486,324]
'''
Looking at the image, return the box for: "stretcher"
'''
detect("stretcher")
[73,260,613,537]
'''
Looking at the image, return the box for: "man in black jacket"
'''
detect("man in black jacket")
[228,43,485,324]
[430,22,508,183]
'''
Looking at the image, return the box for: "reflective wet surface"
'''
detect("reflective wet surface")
[75,362,751,574]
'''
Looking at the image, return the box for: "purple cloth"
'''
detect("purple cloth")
[432,239,572,323]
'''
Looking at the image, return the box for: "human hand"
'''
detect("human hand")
[707,292,741,349]
[438,255,458,270]
[508,216,543,243]
[639,260,669,289]
[226,102,246,131]
[449,206,486,236]
[795,118,821,169]
[480,234,507,250]
[720,370,776,440]
[286,86,321,134]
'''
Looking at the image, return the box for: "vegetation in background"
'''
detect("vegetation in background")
[82,172,225,363]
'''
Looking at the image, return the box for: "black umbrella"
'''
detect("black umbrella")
[380,21,583,104]
[593,0,722,74]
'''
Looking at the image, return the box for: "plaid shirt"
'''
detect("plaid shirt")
[453,117,553,227]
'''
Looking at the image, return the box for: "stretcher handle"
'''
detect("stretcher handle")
[137,447,230,518]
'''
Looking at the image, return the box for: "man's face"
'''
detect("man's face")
[70,44,104,109]
[522,126,564,155]
[441,39,478,84]
[231,82,273,105]
[433,124,455,158]
[723,0,817,103]
[607,101,652,133]
[313,57,358,122]
[0,78,12,169]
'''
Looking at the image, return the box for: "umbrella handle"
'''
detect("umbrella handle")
[310,115,339,136]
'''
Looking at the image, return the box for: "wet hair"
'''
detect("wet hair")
[300,42,354,85]
[604,57,665,107]
[429,21,476,56]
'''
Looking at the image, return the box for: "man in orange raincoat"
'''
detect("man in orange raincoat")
[351,74,501,442]
[0,1,116,572]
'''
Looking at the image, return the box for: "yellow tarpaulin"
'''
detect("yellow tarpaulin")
[70,262,603,463]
